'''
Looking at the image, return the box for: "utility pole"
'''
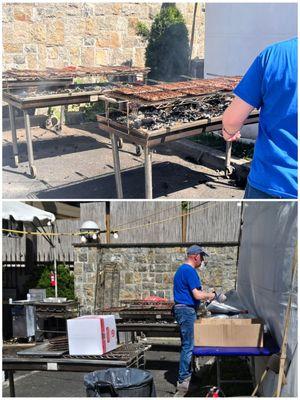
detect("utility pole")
[189,3,198,75]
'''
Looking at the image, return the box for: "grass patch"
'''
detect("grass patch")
[190,132,254,160]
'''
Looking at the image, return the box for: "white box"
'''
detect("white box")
[67,315,117,356]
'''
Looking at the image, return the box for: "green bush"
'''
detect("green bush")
[145,5,190,81]
[81,101,105,122]
[35,264,75,300]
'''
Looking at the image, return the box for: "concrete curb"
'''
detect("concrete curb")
[168,138,251,181]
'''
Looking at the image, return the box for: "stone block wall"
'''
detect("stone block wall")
[3,3,205,70]
[74,244,238,314]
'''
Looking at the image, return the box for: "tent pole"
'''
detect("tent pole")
[54,252,58,298]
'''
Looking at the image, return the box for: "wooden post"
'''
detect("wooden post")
[276,242,297,396]
[105,202,111,244]
[181,202,188,243]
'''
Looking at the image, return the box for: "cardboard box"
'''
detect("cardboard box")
[194,318,264,347]
[67,315,117,355]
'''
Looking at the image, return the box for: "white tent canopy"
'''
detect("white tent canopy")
[2,201,55,225]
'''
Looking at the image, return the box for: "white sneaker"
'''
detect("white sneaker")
[176,376,191,391]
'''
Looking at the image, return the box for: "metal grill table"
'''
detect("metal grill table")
[3,66,150,178]
[3,342,151,397]
[97,110,259,199]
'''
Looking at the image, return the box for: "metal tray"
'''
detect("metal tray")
[17,342,68,357]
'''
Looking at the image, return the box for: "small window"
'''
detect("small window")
[2,219,24,238]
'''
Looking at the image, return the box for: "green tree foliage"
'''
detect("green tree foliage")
[145,5,190,81]
[136,21,150,40]
[25,264,75,300]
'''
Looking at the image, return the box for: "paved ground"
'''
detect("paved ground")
[2,345,253,397]
[3,121,244,199]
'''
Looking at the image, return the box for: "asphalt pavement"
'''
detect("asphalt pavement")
[2,345,253,398]
[2,121,244,199]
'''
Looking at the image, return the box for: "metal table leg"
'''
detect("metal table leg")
[225,141,233,177]
[8,105,19,166]
[8,370,16,397]
[110,132,123,198]
[23,110,37,178]
[216,357,221,388]
[58,105,66,131]
[144,146,153,199]
[249,356,256,388]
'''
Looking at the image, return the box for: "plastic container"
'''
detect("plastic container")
[84,368,156,397]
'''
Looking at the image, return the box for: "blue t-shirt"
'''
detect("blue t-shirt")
[173,263,202,308]
[233,38,298,199]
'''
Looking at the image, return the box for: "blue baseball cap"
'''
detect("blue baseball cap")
[187,244,209,257]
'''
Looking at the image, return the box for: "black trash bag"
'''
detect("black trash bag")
[84,367,156,397]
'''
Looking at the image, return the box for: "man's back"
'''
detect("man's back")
[234,38,297,198]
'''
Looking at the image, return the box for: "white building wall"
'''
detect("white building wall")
[204,3,297,77]
[204,3,297,139]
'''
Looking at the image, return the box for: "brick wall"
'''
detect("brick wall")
[73,244,238,314]
[3,3,205,70]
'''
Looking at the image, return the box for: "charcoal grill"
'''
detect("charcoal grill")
[3,342,151,397]
[103,300,174,321]
[3,65,150,178]
[96,77,260,198]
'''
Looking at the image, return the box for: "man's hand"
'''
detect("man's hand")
[192,288,216,301]
[222,128,241,142]
[207,291,216,301]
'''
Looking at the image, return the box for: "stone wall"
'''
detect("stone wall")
[74,244,238,314]
[3,3,205,70]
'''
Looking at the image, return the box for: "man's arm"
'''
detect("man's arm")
[222,96,255,142]
[192,288,215,301]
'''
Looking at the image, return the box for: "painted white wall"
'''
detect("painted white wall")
[204,3,297,77]
[204,2,297,139]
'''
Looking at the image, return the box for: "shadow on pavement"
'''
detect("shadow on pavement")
[34,161,216,199]
[2,135,111,167]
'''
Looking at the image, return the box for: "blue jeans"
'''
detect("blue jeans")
[174,305,197,383]
[244,183,280,199]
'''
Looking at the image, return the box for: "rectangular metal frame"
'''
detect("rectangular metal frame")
[3,70,149,178]
[97,111,259,199]
[3,343,150,397]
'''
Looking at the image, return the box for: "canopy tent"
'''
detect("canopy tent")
[2,201,55,225]
[237,201,297,397]
[2,201,58,297]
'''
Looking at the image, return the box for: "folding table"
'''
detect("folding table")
[192,334,279,389]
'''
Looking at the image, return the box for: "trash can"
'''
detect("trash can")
[84,368,156,397]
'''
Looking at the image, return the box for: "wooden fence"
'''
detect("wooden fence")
[3,201,242,266]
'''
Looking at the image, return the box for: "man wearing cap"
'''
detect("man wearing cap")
[173,244,216,394]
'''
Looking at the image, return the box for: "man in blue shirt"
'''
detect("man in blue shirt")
[173,245,216,394]
[222,38,297,199]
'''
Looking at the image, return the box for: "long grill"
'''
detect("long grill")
[63,343,149,361]
[101,300,175,321]
[96,75,259,148]
[25,335,149,361]
[109,76,242,105]
[3,65,150,83]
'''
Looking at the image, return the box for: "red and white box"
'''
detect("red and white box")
[67,315,117,356]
